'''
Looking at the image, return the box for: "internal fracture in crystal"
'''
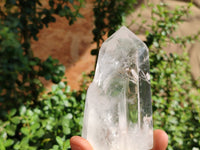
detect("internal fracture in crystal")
[82,26,153,150]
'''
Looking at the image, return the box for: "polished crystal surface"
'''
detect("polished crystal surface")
[82,26,153,150]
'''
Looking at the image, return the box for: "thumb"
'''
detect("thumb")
[70,136,93,150]
[152,129,168,150]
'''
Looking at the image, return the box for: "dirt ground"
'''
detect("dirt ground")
[32,0,200,90]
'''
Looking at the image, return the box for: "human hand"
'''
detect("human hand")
[70,129,168,150]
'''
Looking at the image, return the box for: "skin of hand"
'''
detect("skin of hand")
[70,129,168,150]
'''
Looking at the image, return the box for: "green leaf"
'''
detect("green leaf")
[29,60,37,66]
[21,127,29,135]
[51,145,59,150]
[10,116,20,124]
[19,105,27,116]
[58,82,65,89]
[63,126,71,135]
[13,142,20,150]
[56,136,63,147]
[5,139,14,147]
[77,13,84,18]
[63,100,69,107]
[6,125,16,136]
[9,109,17,117]
[21,137,29,145]
[67,114,73,119]
[30,123,40,130]
[0,138,6,150]
[52,85,58,92]
[73,5,79,10]
[81,93,86,100]
[45,74,52,80]
[63,140,70,150]
[65,85,71,93]
[35,129,45,138]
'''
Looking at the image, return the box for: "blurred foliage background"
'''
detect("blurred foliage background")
[0,0,200,150]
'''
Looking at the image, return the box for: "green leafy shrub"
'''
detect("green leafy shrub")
[0,81,86,150]
[0,0,84,113]
[0,24,65,113]
[0,0,85,149]
[144,3,200,150]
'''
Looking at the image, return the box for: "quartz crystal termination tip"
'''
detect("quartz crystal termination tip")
[82,26,153,150]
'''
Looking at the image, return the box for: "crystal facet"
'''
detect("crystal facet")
[82,26,153,150]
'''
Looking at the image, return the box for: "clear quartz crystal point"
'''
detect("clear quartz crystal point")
[82,26,153,150]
